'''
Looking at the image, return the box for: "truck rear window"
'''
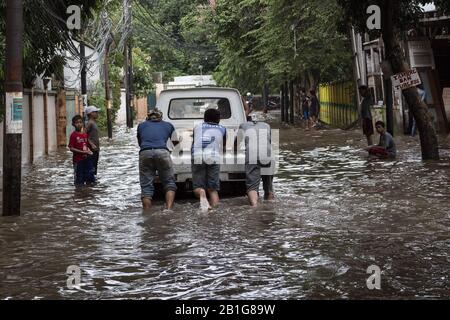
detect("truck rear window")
[168,98,232,120]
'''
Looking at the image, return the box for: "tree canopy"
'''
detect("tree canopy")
[0,0,100,87]
[213,0,352,93]
[133,0,218,82]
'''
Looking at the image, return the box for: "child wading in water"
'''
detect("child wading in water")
[68,115,96,186]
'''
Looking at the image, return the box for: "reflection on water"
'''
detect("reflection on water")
[1,123,450,299]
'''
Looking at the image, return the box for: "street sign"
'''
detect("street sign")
[391,69,422,91]
[5,92,23,134]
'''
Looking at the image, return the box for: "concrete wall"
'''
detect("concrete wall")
[0,91,59,172]
[21,92,31,165]
[116,89,127,125]
[32,93,45,160]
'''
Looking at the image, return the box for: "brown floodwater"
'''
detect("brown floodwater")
[1,114,450,299]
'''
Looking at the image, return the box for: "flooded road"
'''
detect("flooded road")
[1,119,450,300]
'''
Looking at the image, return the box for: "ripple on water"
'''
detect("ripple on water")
[1,125,450,299]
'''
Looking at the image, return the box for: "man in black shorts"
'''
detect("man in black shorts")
[238,115,275,207]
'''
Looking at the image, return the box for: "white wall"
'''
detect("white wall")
[32,94,45,160]
[22,93,31,164]
[116,89,127,125]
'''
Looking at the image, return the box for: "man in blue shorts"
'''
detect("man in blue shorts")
[192,108,227,210]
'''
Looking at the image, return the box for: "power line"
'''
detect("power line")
[133,0,218,55]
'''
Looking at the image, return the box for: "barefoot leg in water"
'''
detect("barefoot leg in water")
[194,188,211,211]
[207,189,220,208]
[142,197,152,209]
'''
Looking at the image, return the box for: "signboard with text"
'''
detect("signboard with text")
[5,92,23,134]
[391,69,422,91]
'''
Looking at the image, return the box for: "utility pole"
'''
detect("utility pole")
[128,41,134,128]
[80,40,88,120]
[105,36,113,139]
[263,82,269,111]
[280,85,285,123]
[284,81,289,123]
[2,0,23,216]
[290,80,295,124]
[124,44,130,128]
[124,0,133,129]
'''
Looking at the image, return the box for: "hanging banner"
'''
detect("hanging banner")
[5,92,23,134]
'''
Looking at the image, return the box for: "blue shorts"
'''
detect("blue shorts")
[192,163,221,191]
[74,157,96,186]
[303,110,310,120]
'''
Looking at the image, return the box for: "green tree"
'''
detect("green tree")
[213,0,266,93]
[212,0,352,94]
[255,0,352,88]
[0,0,100,87]
[133,0,217,81]
[1,0,100,120]
[132,47,155,98]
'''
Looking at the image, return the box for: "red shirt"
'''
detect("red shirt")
[68,131,89,163]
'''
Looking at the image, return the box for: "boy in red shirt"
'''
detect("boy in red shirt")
[68,115,96,186]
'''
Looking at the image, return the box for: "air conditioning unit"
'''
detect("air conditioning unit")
[408,40,436,69]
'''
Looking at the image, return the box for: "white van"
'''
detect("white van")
[157,87,247,194]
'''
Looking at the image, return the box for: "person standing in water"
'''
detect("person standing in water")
[359,85,374,146]
[85,106,101,177]
[238,114,275,207]
[137,109,179,210]
[68,115,95,186]
[191,108,227,211]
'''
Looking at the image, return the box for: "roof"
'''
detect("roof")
[160,87,241,95]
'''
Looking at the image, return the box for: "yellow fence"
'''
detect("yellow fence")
[319,81,358,128]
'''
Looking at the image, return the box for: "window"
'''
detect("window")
[169,98,232,119]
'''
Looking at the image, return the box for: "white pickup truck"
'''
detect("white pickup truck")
[157,87,248,195]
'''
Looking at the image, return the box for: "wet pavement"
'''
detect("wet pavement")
[1,116,450,300]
